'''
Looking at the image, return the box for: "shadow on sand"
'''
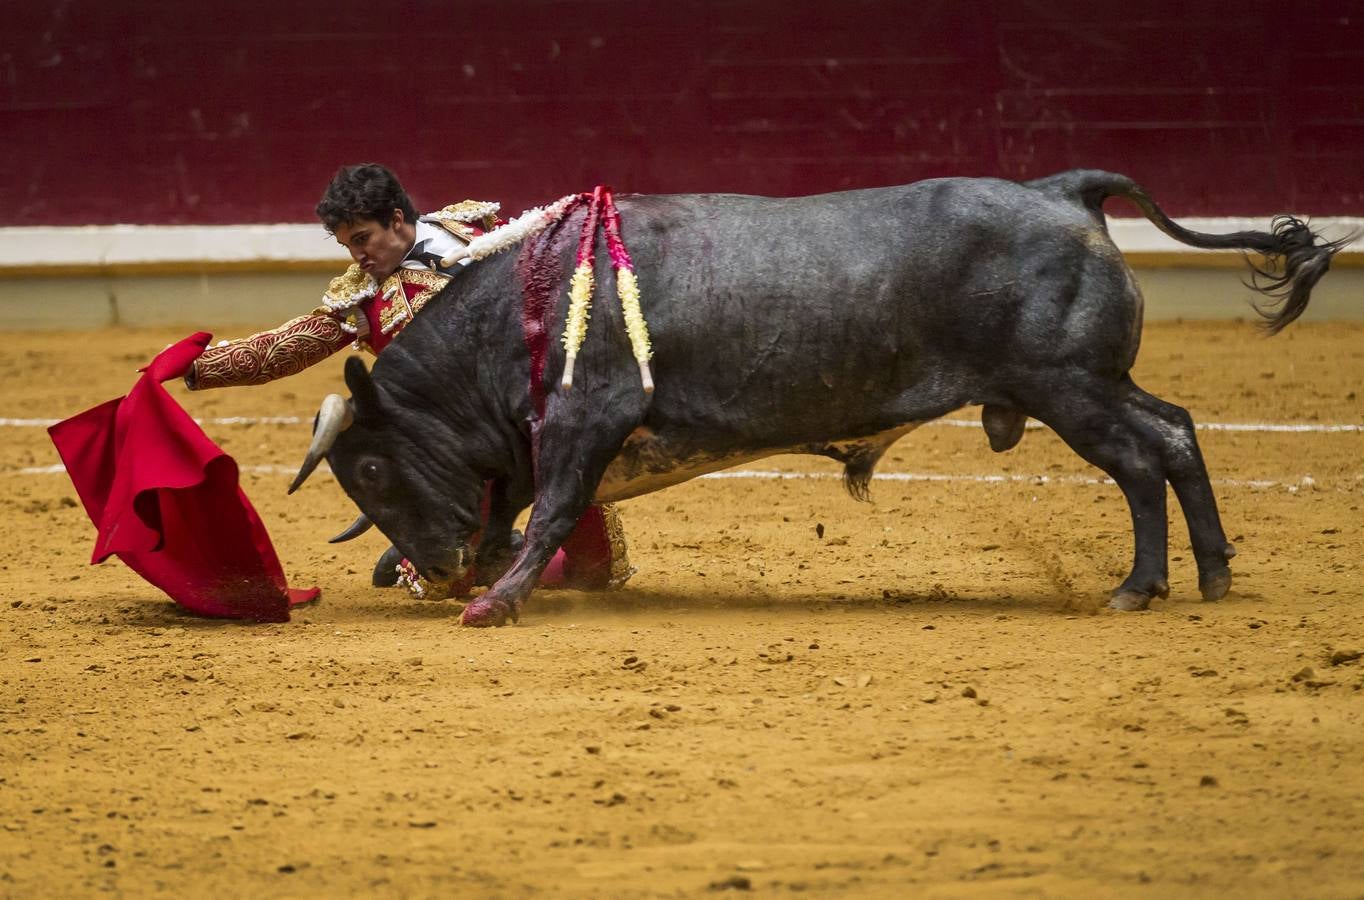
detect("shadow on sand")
[90,579,1155,629]
[367,583,1109,622]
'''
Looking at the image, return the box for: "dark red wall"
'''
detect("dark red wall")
[2,0,1361,225]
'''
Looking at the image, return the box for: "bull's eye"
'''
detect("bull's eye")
[356,459,383,488]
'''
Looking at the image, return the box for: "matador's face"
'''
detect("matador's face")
[333,210,414,283]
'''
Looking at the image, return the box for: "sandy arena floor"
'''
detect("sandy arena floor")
[1,321,1362,898]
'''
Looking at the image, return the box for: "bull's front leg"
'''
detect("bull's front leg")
[469,476,533,587]
[459,481,594,627]
[460,404,633,626]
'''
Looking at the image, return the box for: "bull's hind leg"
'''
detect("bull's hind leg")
[1025,382,1171,611]
[1121,382,1237,600]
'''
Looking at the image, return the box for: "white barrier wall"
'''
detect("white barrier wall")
[1,219,1360,330]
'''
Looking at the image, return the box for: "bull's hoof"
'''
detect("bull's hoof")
[1108,590,1153,612]
[1199,566,1233,602]
[1107,575,1173,610]
[459,596,519,627]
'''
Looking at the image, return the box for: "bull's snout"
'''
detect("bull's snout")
[422,544,471,584]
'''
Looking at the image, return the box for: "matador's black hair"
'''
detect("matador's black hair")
[315,163,419,233]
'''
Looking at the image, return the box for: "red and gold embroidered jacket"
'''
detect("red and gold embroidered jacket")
[186,201,500,390]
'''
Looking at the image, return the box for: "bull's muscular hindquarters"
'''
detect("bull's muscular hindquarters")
[308,170,1345,625]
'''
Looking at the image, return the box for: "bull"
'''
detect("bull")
[291,170,1349,626]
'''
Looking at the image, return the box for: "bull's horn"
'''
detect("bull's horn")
[288,393,352,494]
[328,513,373,543]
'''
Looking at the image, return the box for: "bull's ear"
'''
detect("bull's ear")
[344,356,381,420]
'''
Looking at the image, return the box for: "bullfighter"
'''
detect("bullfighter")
[184,163,634,597]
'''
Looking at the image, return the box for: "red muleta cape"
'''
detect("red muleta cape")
[48,333,320,622]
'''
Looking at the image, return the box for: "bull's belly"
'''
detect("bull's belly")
[595,447,781,502]
[594,423,924,503]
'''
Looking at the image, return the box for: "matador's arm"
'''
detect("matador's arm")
[185,264,376,391]
[184,312,354,390]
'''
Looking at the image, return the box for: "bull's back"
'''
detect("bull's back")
[616,177,1135,443]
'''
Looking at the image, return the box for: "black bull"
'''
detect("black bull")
[293,170,1348,627]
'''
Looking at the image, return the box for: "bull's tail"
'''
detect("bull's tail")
[1033,170,1356,334]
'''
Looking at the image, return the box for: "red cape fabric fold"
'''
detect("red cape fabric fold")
[49,332,319,622]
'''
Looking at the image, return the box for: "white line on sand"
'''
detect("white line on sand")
[927,418,1363,434]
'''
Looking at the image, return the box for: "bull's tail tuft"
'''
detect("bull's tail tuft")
[1241,215,1351,334]
[843,458,875,503]
[1038,169,1356,334]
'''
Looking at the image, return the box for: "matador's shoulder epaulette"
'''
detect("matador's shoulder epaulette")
[426,200,501,234]
[319,263,378,313]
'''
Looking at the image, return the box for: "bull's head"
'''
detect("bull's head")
[290,356,486,584]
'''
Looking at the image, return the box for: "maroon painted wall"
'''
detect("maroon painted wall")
[2,1,1361,225]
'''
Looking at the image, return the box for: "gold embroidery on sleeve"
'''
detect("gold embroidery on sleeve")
[191,314,349,389]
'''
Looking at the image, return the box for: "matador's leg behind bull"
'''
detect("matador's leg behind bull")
[557,503,635,590]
